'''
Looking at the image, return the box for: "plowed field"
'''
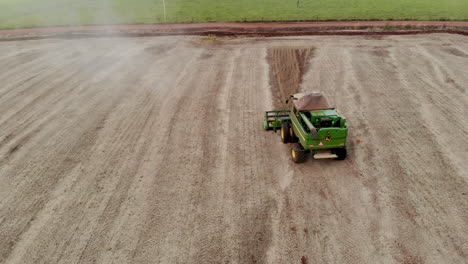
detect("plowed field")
[0,34,467,264]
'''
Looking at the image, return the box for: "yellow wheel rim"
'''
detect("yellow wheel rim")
[281,128,285,139]
[290,127,294,137]
[292,148,296,159]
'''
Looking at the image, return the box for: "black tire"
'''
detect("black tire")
[289,125,299,143]
[291,143,308,163]
[281,122,291,144]
[334,148,347,160]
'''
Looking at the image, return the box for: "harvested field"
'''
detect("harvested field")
[0,34,467,264]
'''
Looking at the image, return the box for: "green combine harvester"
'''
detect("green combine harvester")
[264,92,348,163]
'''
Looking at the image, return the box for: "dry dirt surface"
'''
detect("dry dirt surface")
[1,21,468,35]
[1,21,468,41]
[0,33,467,264]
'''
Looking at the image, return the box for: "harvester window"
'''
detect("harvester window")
[334,118,341,127]
[319,118,333,128]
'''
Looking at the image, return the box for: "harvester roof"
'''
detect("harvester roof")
[292,92,334,111]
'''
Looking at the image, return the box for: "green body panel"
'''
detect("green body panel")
[299,128,348,150]
[264,107,348,150]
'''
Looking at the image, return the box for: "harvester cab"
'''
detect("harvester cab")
[264,92,348,163]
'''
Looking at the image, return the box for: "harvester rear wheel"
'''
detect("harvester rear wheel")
[334,148,347,160]
[281,122,291,143]
[289,126,299,143]
[291,143,307,163]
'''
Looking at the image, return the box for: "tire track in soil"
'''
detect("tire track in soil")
[1,64,148,264]
[264,46,315,263]
[350,46,430,262]
[0,43,134,149]
[128,48,231,263]
[0,40,181,263]
[0,35,466,264]
[0,55,116,162]
[225,47,276,263]
[388,46,467,261]
[0,43,154,193]
[265,45,323,263]
[79,43,201,264]
[265,44,374,263]
[280,43,390,263]
[345,42,467,263]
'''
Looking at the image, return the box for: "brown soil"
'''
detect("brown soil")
[0,34,467,264]
[0,21,468,41]
[1,21,468,33]
[267,47,313,107]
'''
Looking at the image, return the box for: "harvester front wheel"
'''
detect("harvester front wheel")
[334,148,347,160]
[281,122,291,143]
[291,143,307,163]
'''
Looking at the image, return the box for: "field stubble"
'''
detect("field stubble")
[0,33,467,263]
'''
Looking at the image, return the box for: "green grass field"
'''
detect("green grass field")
[0,0,467,29]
